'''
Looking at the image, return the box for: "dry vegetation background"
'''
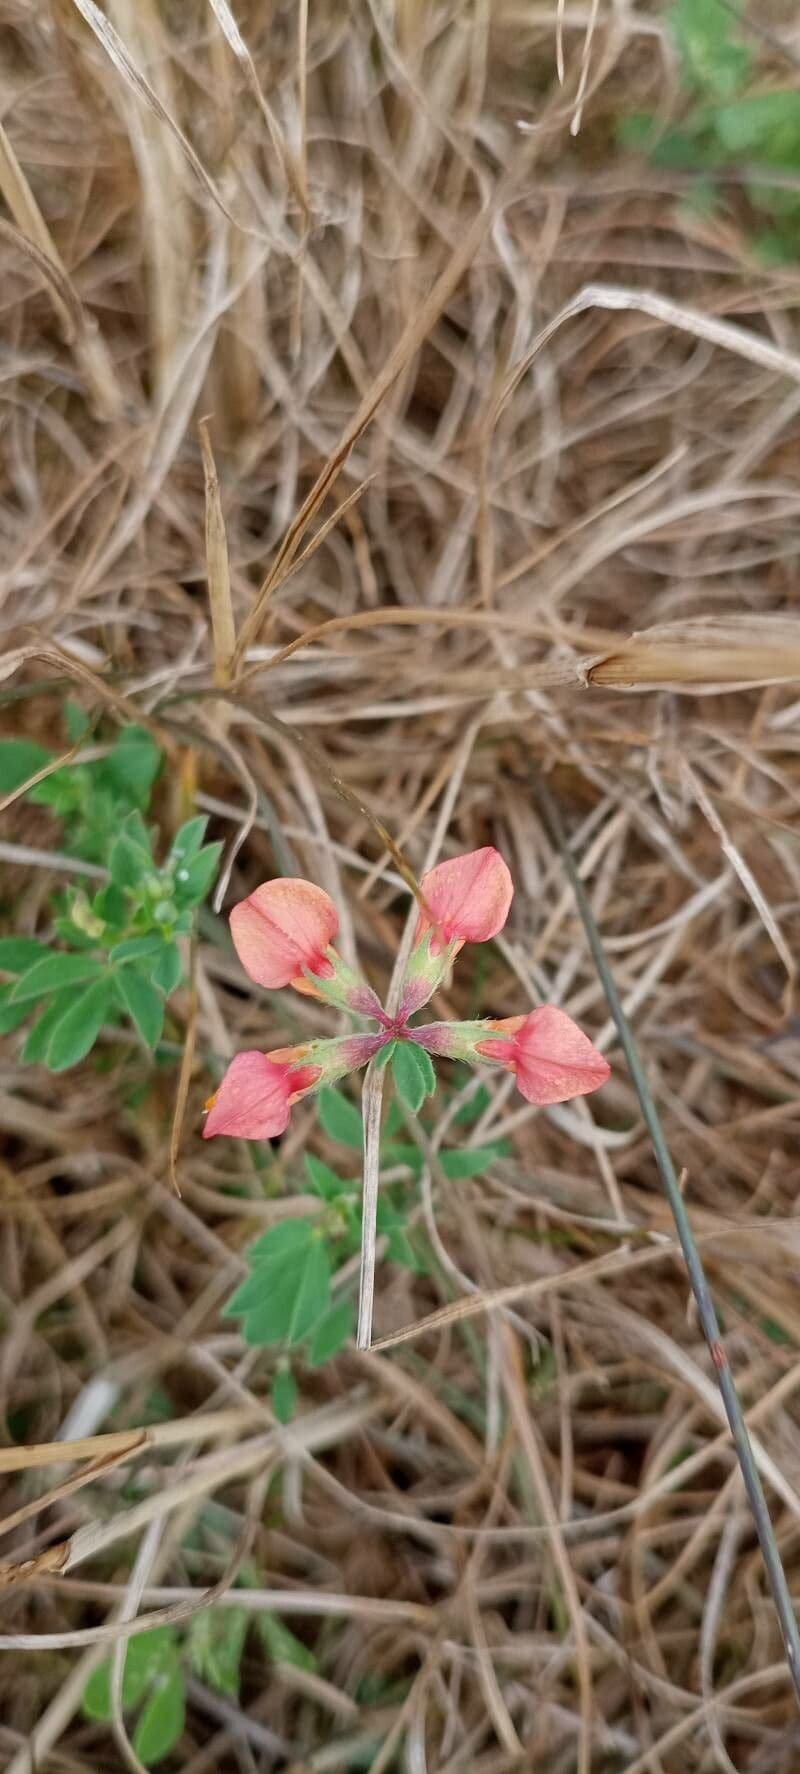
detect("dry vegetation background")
[2,1,800,1770]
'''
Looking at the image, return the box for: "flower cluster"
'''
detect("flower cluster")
[203,848,609,1140]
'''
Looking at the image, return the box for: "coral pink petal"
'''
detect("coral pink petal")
[230,879,338,989]
[203,1052,293,1140]
[513,1007,610,1106]
[416,848,513,951]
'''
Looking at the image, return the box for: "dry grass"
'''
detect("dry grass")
[2,1,800,1769]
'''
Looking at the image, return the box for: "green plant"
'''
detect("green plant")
[0,716,221,1069]
[223,1082,513,1417]
[82,1601,315,1765]
[619,0,800,263]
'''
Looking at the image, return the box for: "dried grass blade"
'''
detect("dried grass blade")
[0,122,121,418]
[71,0,244,232]
[198,419,236,694]
[682,761,795,993]
[233,199,492,659]
[534,774,800,1713]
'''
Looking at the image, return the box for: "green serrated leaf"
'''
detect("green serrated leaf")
[318,1087,363,1148]
[439,1141,510,1179]
[272,1367,298,1422]
[115,968,164,1050]
[0,738,51,795]
[307,1297,353,1365]
[189,1604,248,1697]
[46,978,112,1070]
[256,1611,317,1671]
[0,937,46,974]
[150,941,182,995]
[10,952,102,1003]
[132,1665,185,1766]
[172,844,222,907]
[304,1154,344,1199]
[391,1041,432,1114]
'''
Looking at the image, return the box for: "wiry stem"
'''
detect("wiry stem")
[535,775,800,1711]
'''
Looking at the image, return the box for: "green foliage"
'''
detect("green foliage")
[0,717,222,1070]
[318,1085,364,1147]
[82,1628,185,1767]
[391,1040,436,1113]
[671,0,750,99]
[189,1605,248,1697]
[619,0,800,262]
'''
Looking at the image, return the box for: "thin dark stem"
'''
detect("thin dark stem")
[535,776,800,1710]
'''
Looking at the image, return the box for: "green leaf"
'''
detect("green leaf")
[256,1611,316,1671]
[169,815,208,866]
[285,1238,331,1346]
[671,0,750,99]
[21,992,74,1064]
[0,738,51,795]
[46,978,112,1070]
[713,92,800,163]
[115,968,164,1049]
[374,1038,396,1071]
[109,935,165,964]
[132,1665,185,1766]
[82,1628,178,1722]
[391,1041,434,1114]
[172,844,222,907]
[189,1604,247,1697]
[271,1367,298,1423]
[409,1042,435,1096]
[109,836,149,889]
[150,941,182,995]
[318,1087,363,1148]
[307,1297,353,1365]
[0,985,34,1034]
[104,726,161,803]
[10,953,102,1003]
[439,1141,511,1179]
[304,1154,344,1200]
[386,1228,425,1272]
[242,1219,317,1268]
[0,938,46,973]
[228,1231,331,1349]
[93,884,127,927]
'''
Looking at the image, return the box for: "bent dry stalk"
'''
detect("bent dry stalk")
[535,775,800,1712]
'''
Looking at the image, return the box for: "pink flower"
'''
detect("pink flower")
[206,852,610,1145]
[203,1050,321,1140]
[478,1007,610,1105]
[230,879,338,996]
[415,847,513,955]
